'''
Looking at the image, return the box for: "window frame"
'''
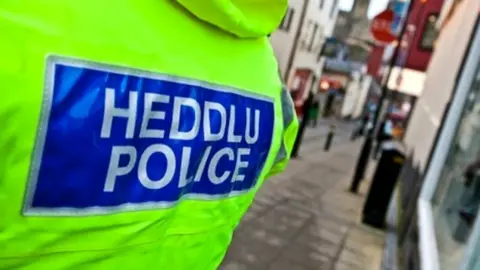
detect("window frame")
[308,23,319,52]
[279,7,295,32]
[417,20,480,270]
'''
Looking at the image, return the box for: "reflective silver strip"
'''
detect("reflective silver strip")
[24,191,255,216]
[273,85,295,164]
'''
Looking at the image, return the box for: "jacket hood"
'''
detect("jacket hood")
[176,0,288,38]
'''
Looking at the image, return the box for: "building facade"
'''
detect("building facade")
[364,0,446,135]
[384,0,445,96]
[394,0,480,269]
[269,0,340,105]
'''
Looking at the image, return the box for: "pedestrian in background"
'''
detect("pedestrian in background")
[360,113,370,136]
[374,115,394,159]
[351,113,370,140]
[309,98,320,127]
[460,156,480,226]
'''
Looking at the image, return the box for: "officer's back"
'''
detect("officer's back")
[0,1,297,269]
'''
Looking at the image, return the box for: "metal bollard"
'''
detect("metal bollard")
[324,124,336,151]
[350,128,358,141]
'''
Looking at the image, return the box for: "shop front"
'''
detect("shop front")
[417,19,480,270]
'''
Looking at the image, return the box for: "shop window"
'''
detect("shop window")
[279,7,294,32]
[419,13,439,50]
[431,64,480,269]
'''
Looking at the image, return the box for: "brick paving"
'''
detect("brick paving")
[220,123,385,270]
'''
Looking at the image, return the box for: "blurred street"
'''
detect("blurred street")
[220,121,385,270]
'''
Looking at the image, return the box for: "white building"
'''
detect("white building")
[269,0,304,78]
[269,0,340,100]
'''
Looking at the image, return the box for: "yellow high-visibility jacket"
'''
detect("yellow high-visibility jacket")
[0,0,298,269]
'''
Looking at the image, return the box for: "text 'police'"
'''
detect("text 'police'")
[100,88,261,192]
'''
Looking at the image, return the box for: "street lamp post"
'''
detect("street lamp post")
[349,0,417,193]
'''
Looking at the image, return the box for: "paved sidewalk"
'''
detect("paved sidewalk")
[220,135,385,270]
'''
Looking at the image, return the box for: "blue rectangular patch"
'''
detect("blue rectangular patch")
[23,56,275,216]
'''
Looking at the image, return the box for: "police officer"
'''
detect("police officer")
[0,1,297,269]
